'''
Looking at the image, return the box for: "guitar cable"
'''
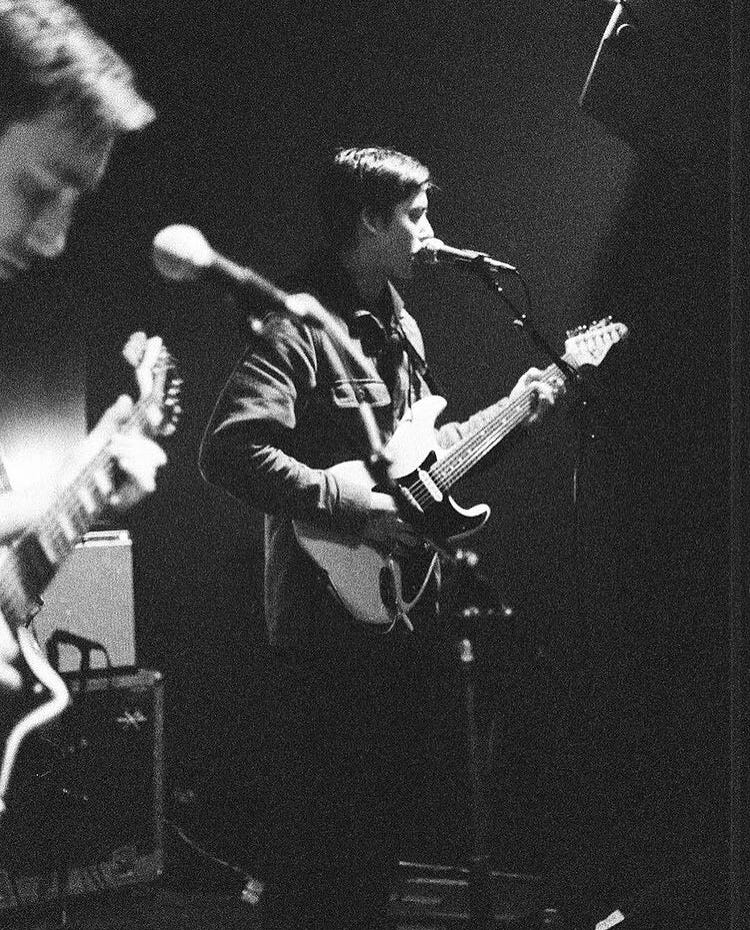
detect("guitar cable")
[162,816,262,903]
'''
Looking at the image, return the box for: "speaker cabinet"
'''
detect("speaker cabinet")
[31,529,136,672]
[387,861,550,928]
[0,669,164,913]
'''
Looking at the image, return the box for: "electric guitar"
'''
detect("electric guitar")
[0,334,181,816]
[294,318,627,630]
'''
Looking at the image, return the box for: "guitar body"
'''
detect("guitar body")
[294,396,491,629]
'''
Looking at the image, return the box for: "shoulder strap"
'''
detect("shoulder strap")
[387,283,443,397]
[400,333,443,396]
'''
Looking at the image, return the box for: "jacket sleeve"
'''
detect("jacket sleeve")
[199,313,371,532]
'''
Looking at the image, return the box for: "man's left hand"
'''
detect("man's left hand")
[66,394,167,513]
[92,395,168,511]
[509,367,564,424]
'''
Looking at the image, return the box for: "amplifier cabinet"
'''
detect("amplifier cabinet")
[388,861,552,929]
[31,529,136,672]
[0,669,164,912]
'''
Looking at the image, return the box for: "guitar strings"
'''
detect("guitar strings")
[404,363,563,511]
[32,356,172,562]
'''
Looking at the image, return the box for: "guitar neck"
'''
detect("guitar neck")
[430,360,567,491]
[0,396,151,631]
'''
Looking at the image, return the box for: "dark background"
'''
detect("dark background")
[1,1,744,925]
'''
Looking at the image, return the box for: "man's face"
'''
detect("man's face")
[372,186,434,281]
[0,107,113,279]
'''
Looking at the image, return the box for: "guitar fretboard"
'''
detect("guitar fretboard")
[405,359,570,510]
[0,393,155,631]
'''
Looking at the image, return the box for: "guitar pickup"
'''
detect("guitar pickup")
[417,469,443,503]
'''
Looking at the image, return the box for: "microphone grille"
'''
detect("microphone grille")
[152,224,214,282]
[416,237,444,265]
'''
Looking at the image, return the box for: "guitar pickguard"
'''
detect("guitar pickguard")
[294,403,491,629]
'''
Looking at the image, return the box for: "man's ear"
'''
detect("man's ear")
[360,205,384,238]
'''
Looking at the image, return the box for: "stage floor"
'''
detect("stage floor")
[2,864,560,929]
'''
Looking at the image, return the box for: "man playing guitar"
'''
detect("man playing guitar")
[199,146,570,930]
[0,1,168,694]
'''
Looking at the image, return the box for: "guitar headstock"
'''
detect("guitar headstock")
[564,317,628,369]
[122,332,182,437]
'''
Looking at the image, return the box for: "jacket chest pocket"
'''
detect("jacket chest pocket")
[330,378,391,409]
[298,378,394,467]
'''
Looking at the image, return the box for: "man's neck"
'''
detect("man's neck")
[340,249,387,307]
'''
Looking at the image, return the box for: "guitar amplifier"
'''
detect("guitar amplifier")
[387,861,554,929]
[0,669,164,913]
[31,529,136,672]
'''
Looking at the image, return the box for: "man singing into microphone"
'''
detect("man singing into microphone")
[0,0,167,692]
[200,146,561,929]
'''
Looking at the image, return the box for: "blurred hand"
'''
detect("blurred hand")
[66,394,167,513]
[509,366,565,424]
[90,395,168,511]
[122,332,164,402]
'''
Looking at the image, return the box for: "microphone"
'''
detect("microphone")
[151,224,328,328]
[418,237,517,273]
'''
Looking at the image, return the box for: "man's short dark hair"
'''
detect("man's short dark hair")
[0,0,154,137]
[318,147,433,248]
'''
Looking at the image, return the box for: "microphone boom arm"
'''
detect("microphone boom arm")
[473,262,581,384]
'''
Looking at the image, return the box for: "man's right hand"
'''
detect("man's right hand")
[362,492,421,550]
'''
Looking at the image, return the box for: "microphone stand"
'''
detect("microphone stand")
[43,638,93,929]
[471,260,580,385]
[468,258,622,443]
[311,302,517,930]
[443,548,520,930]
[468,258,608,605]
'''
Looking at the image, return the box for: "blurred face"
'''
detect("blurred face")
[0,107,113,279]
[372,186,434,280]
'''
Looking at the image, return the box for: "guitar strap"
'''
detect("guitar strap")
[400,333,443,397]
